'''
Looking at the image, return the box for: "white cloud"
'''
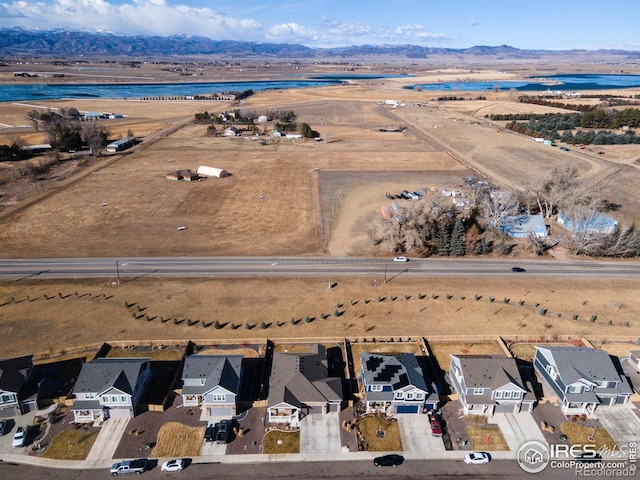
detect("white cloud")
[266,22,319,43]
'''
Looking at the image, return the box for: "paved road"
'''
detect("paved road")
[0,257,638,281]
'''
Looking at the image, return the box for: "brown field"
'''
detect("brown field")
[1,65,640,356]
[151,422,205,458]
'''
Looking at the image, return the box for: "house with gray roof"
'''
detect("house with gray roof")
[267,344,343,427]
[0,355,34,417]
[181,354,243,417]
[449,354,536,416]
[71,357,151,423]
[360,352,439,415]
[534,346,632,417]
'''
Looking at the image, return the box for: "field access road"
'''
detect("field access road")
[0,257,638,281]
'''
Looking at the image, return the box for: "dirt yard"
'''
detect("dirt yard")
[1,67,640,357]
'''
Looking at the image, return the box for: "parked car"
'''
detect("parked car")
[560,147,570,151]
[429,413,443,437]
[216,419,230,444]
[511,267,526,273]
[464,452,491,464]
[393,256,408,262]
[110,458,148,476]
[0,419,6,436]
[160,459,185,472]
[204,423,216,442]
[373,454,404,467]
[12,426,26,448]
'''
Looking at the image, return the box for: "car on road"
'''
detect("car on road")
[575,452,602,463]
[511,267,526,273]
[464,452,491,465]
[393,256,408,262]
[373,454,404,467]
[0,419,6,436]
[160,459,185,472]
[560,147,570,151]
[110,458,148,476]
[12,427,26,448]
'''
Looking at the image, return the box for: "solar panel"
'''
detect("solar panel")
[374,364,401,382]
[392,372,409,389]
[365,356,384,372]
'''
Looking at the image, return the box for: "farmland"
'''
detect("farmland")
[1,64,640,356]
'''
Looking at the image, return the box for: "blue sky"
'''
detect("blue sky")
[1,0,639,50]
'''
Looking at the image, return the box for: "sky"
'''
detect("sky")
[1,0,639,51]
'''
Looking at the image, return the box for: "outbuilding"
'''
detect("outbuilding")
[197,166,229,178]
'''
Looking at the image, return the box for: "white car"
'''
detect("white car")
[393,256,408,262]
[464,452,491,465]
[161,459,185,472]
[12,428,26,448]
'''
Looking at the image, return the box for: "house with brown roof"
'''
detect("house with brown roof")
[266,344,343,427]
[449,354,536,416]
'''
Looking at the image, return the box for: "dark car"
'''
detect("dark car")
[0,419,6,436]
[216,420,230,444]
[373,454,404,467]
[575,452,602,463]
[511,267,526,273]
[204,423,216,442]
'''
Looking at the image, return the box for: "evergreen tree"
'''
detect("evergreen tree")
[436,224,451,256]
[450,218,466,256]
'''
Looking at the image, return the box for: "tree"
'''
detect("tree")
[46,117,82,151]
[435,224,450,256]
[450,218,466,256]
[82,123,110,156]
[481,190,518,230]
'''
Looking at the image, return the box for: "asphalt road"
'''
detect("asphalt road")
[0,256,638,281]
[0,458,581,480]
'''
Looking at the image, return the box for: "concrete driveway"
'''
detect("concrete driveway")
[85,417,130,462]
[493,412,547,452]
[596,405,640,447]
[299,412,341,454]
[397,415,445,455]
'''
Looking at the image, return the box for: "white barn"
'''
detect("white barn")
[197,166,229,178]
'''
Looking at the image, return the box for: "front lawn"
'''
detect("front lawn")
[466,424,509,451]
[263,430,300,454]
[560,422,617,450]
[151,422,205,457]
[357,416,402,451]
[42,429,99,460]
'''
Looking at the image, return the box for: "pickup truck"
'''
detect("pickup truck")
[216,419,230,444]
[110,458,148,476]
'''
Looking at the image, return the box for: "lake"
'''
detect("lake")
[1,73,639,102]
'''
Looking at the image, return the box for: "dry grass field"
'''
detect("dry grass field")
[1,66,640,357]
[151,422,205,458]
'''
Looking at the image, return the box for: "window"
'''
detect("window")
[200,379,206,385]
[211,394,225,402]
[546,365,558,380]
[494,391,503,399]
[415,393,423,400]
[503,391,512,399]
[394,391,404,399]
[568,385,582,394]
[473,388,483,395]
[512,391,521,399]
[85,393,95,399]
[371,385,383,392]
[120,396,128,403]
[406,392,414,400]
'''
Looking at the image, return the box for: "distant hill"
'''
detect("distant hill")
[1,28,639,61]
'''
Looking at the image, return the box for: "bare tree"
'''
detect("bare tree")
[82,123,110,157]
[481,190,518,231]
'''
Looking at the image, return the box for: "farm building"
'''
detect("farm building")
[106,136,136,153]
[257,115,270,123]
[222,126,241,136]
[166,169,199,181]
[557,211,618,234]
[502,214,548,238]
[197,166,229,178]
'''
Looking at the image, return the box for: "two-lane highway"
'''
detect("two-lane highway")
[0,257,638,280]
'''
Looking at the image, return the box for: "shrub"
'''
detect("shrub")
[519,299,525,306]
[489,296,495,303]
[474,294,482,301]
[607,319,613,325]
[214,320,223,329]
[418,293,426,299]
[538,308,547,316]
[572,314,579,320]
[503,297,510,304]
[432,294,439,299]
[304,316,313,323]
[445,294,453,300]
[260,321,268,329]
[589,315,597,322]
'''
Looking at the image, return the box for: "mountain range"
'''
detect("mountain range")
[1,28,639,61]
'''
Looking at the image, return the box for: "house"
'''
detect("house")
[71,357,152,423]
[0,355,35,416]
[257,115,270,123]
[83,111,101,120]
[222,126,241,137]
[166,169,199,181]
[629,351,640,370]
[449,354,536,416]
[181,355,243,417]
[557,211,618,235]
[267,344,343,427]
[502,214,548,239]
[360,352,439,415]
[534,346,632,417]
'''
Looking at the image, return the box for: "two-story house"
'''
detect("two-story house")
[71,357,152,423]
[267,344,343,427]
[181,354,243,417]
[449,354,536,416]
[360,352,439,415]
[534,346,632,417]
[0,355,34,416]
